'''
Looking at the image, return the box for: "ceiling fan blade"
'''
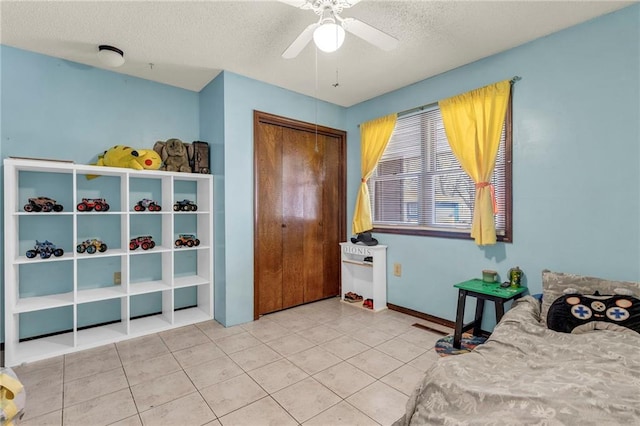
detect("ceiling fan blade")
[340,0,362,8]
[282,22,320,59]
[341,17,398,51]
[277,0,312,9]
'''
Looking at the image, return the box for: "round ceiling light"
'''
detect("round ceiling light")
[97,45,125,67]
[313,23,345,53]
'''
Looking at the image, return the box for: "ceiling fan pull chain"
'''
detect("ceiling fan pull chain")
[314,46,319,153]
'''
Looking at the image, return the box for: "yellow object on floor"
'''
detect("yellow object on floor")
[1,368,26,426]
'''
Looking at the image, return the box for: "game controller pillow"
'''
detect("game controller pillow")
[540,270,640,325]
[547,289,640,335]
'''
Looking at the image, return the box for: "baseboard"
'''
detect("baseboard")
[387,303,455,328]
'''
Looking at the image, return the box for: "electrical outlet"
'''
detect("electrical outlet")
[114,271,121,285]
[393,263,402,277]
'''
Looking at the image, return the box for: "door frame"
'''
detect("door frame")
[253,110,347,320]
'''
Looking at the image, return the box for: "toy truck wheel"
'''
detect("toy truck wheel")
[53,249,64,257]
[77,245,85,253]
[53,204,63,212]
[99,244,108,252]
[41,251,51,259]
[175,240,182,247]
[41,205,51,212]
[134,204,144,212]
[24,204,34,212]
[77,203,87,211]
[94,204,103,211]
[103,204,110,211]
[173,204,179,211]
[194,239,200,246]
[26,250,37,259]
[86,245,96,254]
[152,204,161,211]
[141,242,150,250]
[129,242,137,250]
[149,241,156,249]
[191,205,198,211]
[186,240,194,247]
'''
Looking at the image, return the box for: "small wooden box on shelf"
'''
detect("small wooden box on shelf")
[339,242,387,312]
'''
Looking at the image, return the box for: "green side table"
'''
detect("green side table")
[453,279,527,349]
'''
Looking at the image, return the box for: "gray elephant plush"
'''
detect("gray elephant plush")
[153,138,193,173]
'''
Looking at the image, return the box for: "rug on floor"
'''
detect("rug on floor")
[435,333,487,356]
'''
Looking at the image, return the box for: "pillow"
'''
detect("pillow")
[540,270,640,325]
[546,291,640,334]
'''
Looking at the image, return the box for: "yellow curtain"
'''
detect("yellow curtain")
[439,80,511,245]
[352,113,397,234]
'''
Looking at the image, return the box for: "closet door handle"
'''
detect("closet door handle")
[282,224,287,228]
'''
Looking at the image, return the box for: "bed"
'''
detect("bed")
[394,271,640,425]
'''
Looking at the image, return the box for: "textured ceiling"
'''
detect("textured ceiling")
[0,0,633,107]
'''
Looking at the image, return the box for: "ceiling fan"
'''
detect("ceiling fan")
[280,0,399,59]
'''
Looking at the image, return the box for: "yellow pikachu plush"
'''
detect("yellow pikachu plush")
[95,145,162,170]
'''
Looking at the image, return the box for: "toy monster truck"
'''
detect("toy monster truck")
[174,234,200,248]
[76,239,108,254]
[23,197,64,212]
[77,198,110,212]
[173,199,198,212]
[129,236,155,251]
[26,240,64,259]
[134,198,161,212]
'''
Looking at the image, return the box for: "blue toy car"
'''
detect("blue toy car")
[26,240,64,259]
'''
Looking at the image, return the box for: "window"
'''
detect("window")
[368,103,512,241]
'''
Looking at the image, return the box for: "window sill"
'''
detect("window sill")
[372,226,511,243]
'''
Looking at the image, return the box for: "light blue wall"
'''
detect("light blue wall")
[0,45,200,342]
[346,5,640,326]
[199,72,227,324]
[1,46,199,162]
[217,71,347,326]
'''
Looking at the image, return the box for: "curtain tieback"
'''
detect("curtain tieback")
[475,182,498,214]
[361,178,367,183]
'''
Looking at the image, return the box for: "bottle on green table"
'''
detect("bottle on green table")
[508,266,523,288]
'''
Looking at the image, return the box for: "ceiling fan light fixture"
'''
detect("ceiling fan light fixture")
[97,45,125,67]
[313,23,345,53]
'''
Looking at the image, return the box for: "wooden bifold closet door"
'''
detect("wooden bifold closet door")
[254,111,346,319]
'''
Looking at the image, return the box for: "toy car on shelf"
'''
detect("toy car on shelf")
[26,240,64,259]
[76,239,108,254]
[129,236,155,251]
[77,198,110,212]
[173,199,198,211]
[134,198,161,212]
[23,197,64,212]
[175,234,200,248]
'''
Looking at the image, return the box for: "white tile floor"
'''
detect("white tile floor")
[14,297,451,426]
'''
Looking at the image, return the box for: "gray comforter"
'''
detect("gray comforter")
[394,296,640,425]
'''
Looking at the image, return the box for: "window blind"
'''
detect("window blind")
[368,106,508,235]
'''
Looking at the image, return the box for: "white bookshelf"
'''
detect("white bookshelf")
[339,242,387,312]
[4,158,214,366]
